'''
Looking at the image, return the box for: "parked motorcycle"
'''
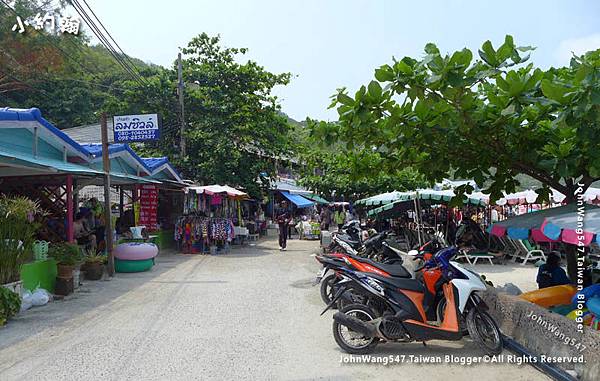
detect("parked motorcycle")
[323,246,502,356]
[315,250,411,306]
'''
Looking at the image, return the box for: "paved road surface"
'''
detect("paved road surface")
[0,238,548,380]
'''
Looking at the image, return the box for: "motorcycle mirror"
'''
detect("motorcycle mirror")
[407,249,419,257]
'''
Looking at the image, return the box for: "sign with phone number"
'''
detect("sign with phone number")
[113,113,160,142]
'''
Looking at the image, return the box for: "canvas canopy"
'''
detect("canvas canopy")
[187,184,249,199]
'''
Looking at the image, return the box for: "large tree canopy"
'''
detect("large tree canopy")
[312,36,600,203]
[105,34,292,197]
[299,120,426,199]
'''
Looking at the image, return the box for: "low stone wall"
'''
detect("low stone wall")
[483,290,600,381]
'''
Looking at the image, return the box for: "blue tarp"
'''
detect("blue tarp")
[281,191,314,208]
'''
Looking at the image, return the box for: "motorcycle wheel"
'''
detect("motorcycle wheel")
[466,308,503,355]
[333,304,379,354]
[320,274,338,305]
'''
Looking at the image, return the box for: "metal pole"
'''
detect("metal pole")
[177,52,186,157]
[101,113,115,276]
[66,175,74,242]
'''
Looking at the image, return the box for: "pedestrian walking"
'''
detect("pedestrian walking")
[333,205,346,231]
[320,205,331,231]
[276,201,291,251]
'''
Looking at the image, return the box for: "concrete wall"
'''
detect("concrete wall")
[483,290,600,381]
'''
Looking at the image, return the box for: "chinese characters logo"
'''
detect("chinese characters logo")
[12,13,80,35]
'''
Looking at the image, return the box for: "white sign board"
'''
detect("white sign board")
[113,114,159,142]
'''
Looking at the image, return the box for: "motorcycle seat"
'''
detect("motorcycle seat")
[375,263,412,279]
[370,273,424,292]
[353,256,412,278]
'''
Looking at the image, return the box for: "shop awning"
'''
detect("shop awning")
[304,193,330,204]
[0,148,161,186]
[187,184,249,199]
[281,191,314,208]
[0,148,103,177]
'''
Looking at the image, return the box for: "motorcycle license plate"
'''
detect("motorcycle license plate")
[315,268,328,284]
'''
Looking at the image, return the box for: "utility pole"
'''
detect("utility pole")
[177,52,186,157]
[101,113,115,276]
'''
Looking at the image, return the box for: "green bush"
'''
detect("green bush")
[48,243,82,266]
[0,287,21,326]
[0,196,44,284]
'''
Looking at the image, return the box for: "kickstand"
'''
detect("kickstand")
[422,341,427,347]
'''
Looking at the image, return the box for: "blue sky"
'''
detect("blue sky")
[84,0,600,121]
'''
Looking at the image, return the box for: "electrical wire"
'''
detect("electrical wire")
[0,68,58,105]
[70,0,148,87]
[80,0,148,85]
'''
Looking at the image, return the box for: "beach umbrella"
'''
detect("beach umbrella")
[490,204,598,245]
[541,208,600,246]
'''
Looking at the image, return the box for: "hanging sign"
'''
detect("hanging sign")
[138,185,158,231]
[113,113,159,142]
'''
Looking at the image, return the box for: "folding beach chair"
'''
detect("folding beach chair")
[455,247,495,265]
[515,239,546,265]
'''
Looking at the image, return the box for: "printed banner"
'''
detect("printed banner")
[138,185,158,231]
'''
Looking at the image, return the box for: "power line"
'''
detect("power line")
[0,68,58,105]
[81,0,148,85]
[70,0,148,87]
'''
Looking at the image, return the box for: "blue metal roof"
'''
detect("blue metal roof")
[0,108,179,183]
[280,191,314,208]
[142,157,182,182]
[0,146,102,176]
[0,107,91,159]
[81,143,152,173]
[142,157,169,170]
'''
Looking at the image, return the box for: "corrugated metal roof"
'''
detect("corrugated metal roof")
[61,120,115,144]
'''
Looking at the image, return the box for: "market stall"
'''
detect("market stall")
[176,185,248,253]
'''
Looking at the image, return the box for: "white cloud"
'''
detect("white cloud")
[555,33,600,65]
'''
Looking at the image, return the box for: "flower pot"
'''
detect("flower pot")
[1,280,23,297]
[84,262,104,280]
[57,264,75,279]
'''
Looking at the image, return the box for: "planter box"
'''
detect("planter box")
[20,259,57,293]
[1,280,23,296]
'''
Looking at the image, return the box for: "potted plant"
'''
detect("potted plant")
[0,196,44,295]
[83,255,105,280]
[48,243,82,279]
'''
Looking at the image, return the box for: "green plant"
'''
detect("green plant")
[48,243,82,266]
[0,287,21,326]
[84,254,106,264]
[0,196,45,284]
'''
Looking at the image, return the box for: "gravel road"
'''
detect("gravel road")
[0,238,548,380]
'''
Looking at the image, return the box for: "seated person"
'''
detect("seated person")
[74,211,97,253]
[537,252,571,289]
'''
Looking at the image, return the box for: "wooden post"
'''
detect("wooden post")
[119,186,124,218]
[66,175,74,242]
[101,113,115,276]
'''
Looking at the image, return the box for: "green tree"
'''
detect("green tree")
[315,36,600,203]
[315,36,600,280]
[299,120,426,199]
[176,33,292,197]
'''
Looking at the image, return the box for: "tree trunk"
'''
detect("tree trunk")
[562,182,585,283]
[564,244,579,283]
